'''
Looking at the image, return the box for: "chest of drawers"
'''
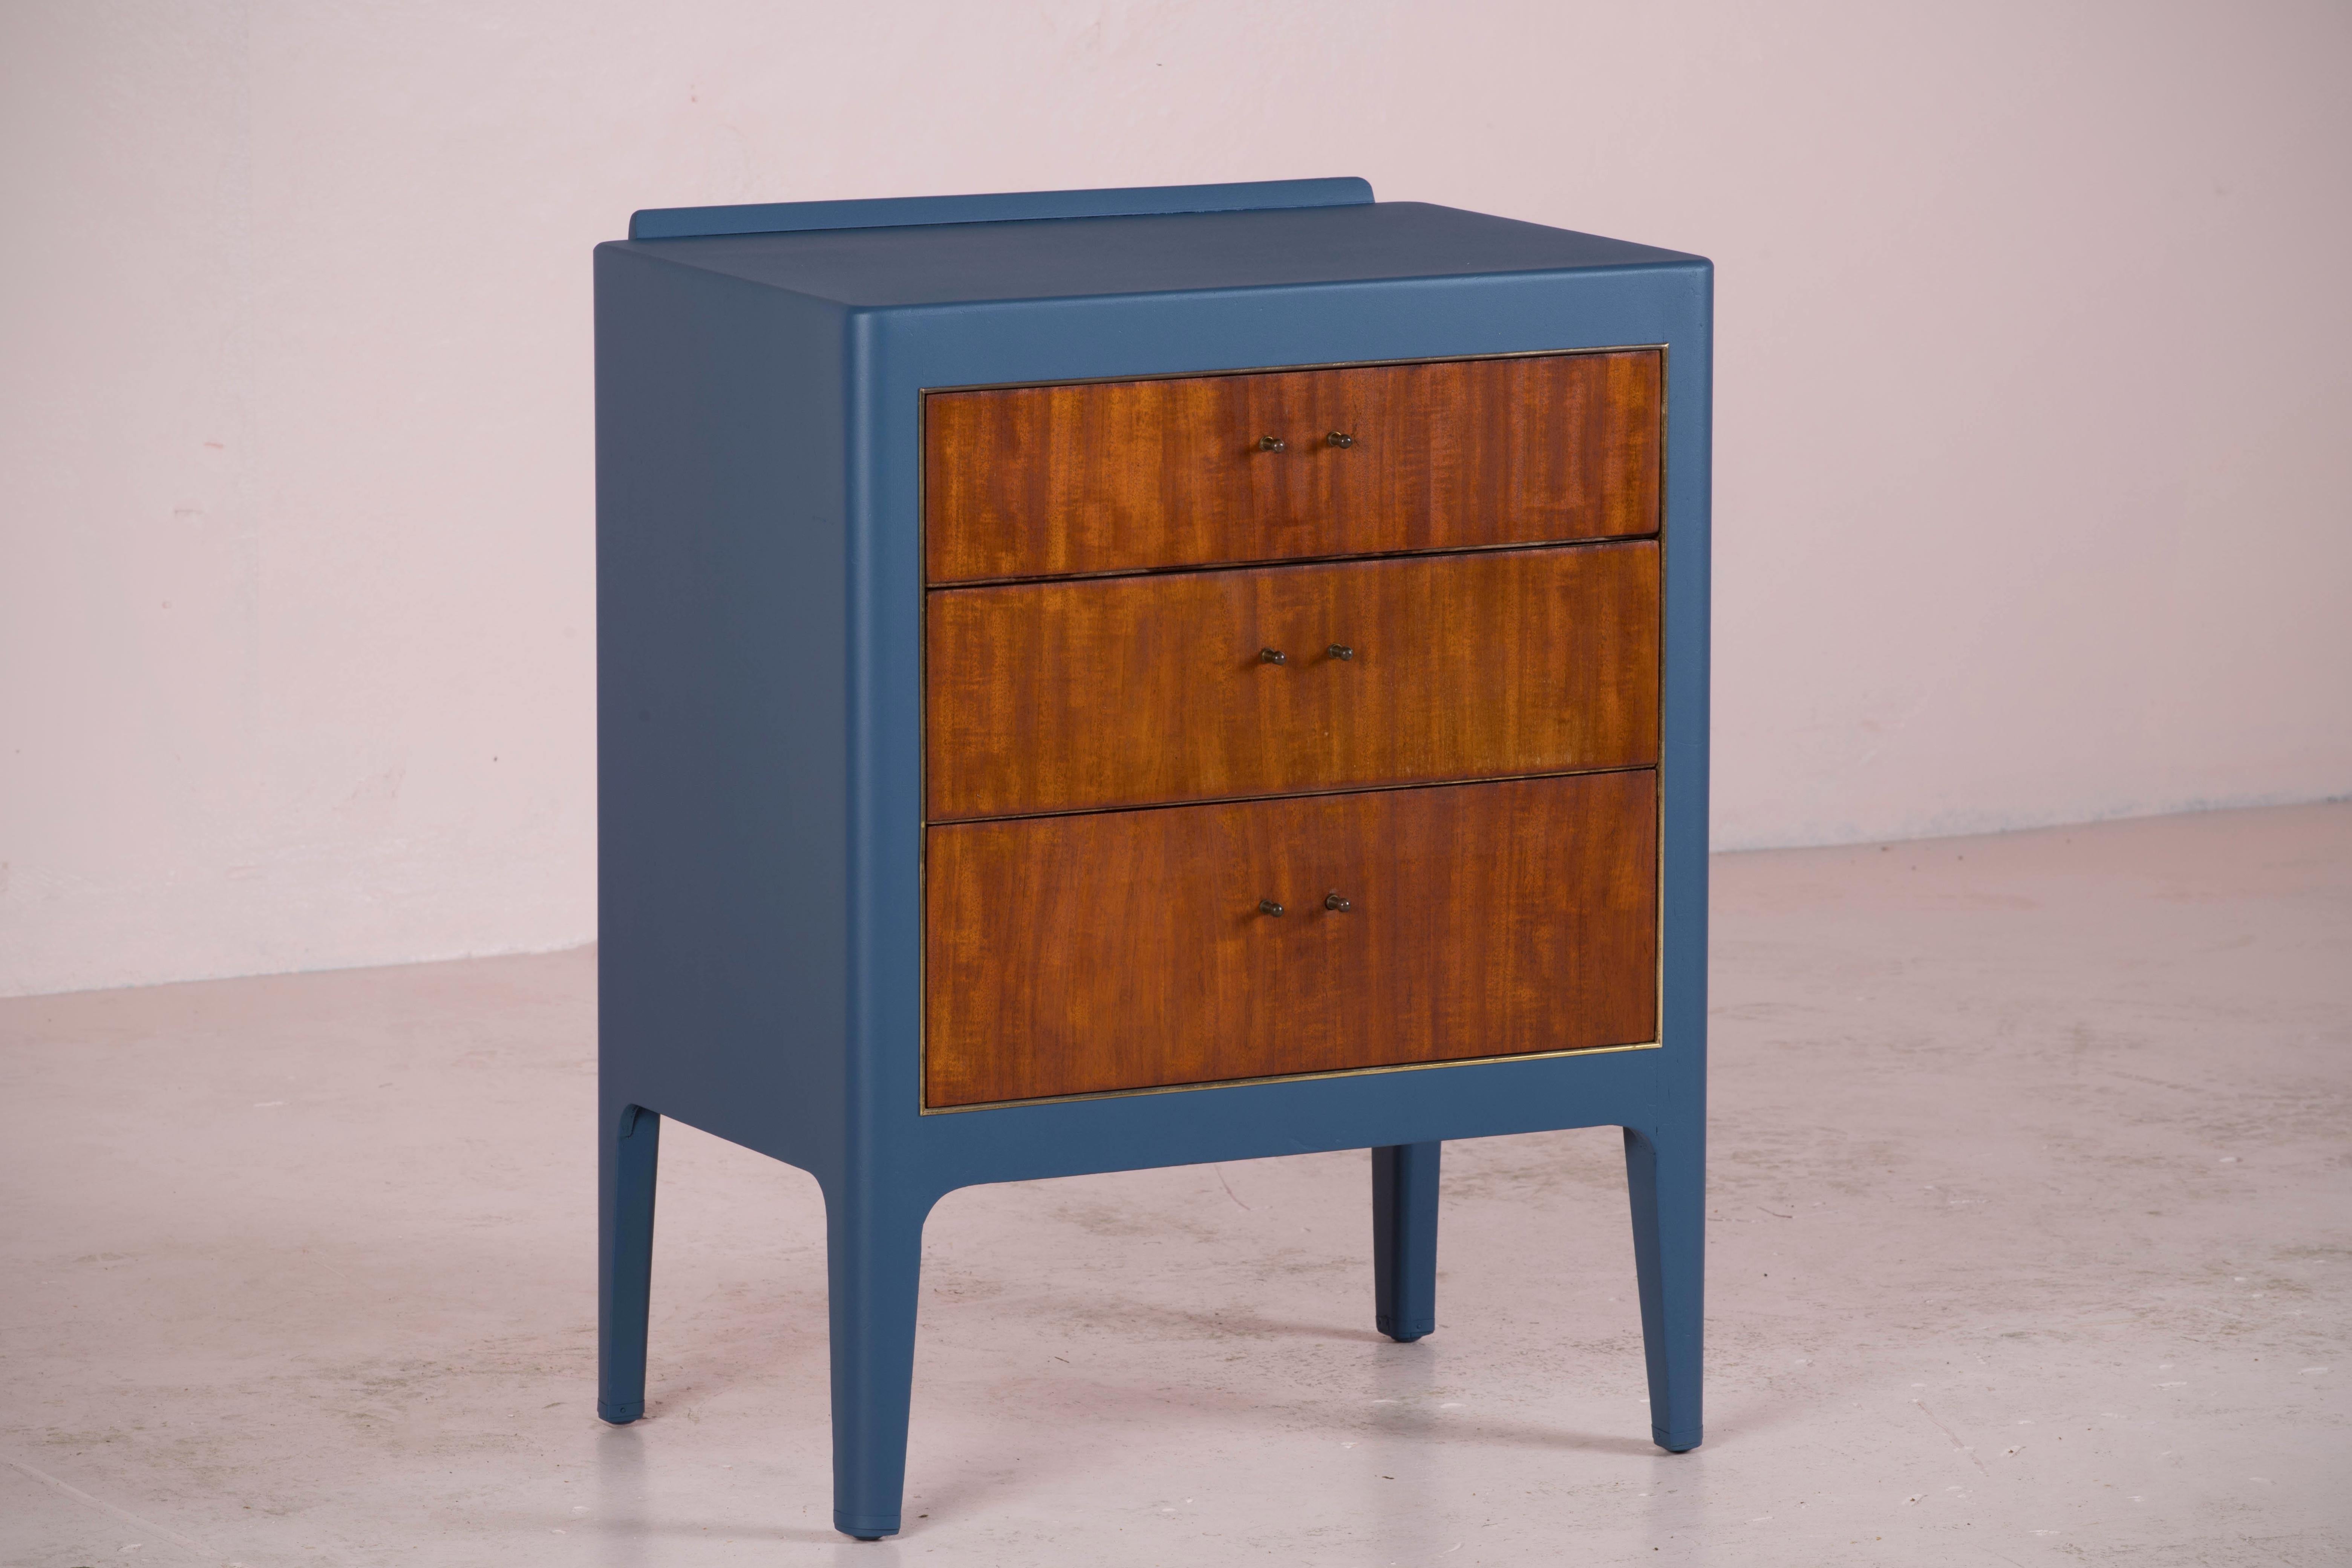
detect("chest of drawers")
[594,179,1712,1539]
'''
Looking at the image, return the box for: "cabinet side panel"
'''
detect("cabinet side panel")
[596,247,850,1172]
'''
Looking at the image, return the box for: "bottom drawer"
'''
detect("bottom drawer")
[923,770,1658,1108]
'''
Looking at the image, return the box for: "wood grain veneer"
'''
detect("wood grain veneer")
[926,540,1658,821]
[923,770,1658,1107]
[923,349,1661,584]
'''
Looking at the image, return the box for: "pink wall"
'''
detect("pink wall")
[4,1,2348,997]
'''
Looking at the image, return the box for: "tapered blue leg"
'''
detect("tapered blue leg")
[1624,1123,1703,1451]
[599,1104,660,1424]
[826,1185,933,1540]
[1372,1141,1441,1342]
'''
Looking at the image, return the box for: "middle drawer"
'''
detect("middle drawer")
[926,539,1658,822]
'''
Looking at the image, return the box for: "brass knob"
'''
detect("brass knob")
[1326,431,1355,448]
[1327,644,1353,661]
[1258,435,1287,452]
[1324,893,1352,912]
[1259,648,1286,665]
[1260,899,1286,917]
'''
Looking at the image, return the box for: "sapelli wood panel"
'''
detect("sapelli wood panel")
[926,541,1658,821]
[923,349,1661,583]
[923,770,1658,1107]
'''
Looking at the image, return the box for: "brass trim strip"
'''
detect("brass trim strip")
[919,1040,1663,1116]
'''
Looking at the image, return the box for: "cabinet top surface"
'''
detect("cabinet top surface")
[599,201,1705,310]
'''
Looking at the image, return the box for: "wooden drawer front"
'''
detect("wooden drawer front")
[924,349,1660,584]
[927,541,1657,821]
[923,770,1657,1108]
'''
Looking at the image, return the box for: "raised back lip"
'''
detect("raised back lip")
[626,177,1374,242]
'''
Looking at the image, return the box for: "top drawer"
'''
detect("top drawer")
[923,349,1661,584]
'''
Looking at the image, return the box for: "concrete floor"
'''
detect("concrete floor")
[2,804,2347,1568]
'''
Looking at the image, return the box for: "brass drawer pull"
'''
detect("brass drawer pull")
[1324,893,1352,912]
[1259,899,1285,917]
[1325,431,1355,448]
[1327,643,1353,661]
[1259,647,1286,665]
[1257,435,1287,452]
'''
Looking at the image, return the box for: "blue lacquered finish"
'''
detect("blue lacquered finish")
[595,181,1712,1537]
[1372,1143,1442,1343]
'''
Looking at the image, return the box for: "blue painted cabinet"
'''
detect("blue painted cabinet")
[594,179,1710,1539]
